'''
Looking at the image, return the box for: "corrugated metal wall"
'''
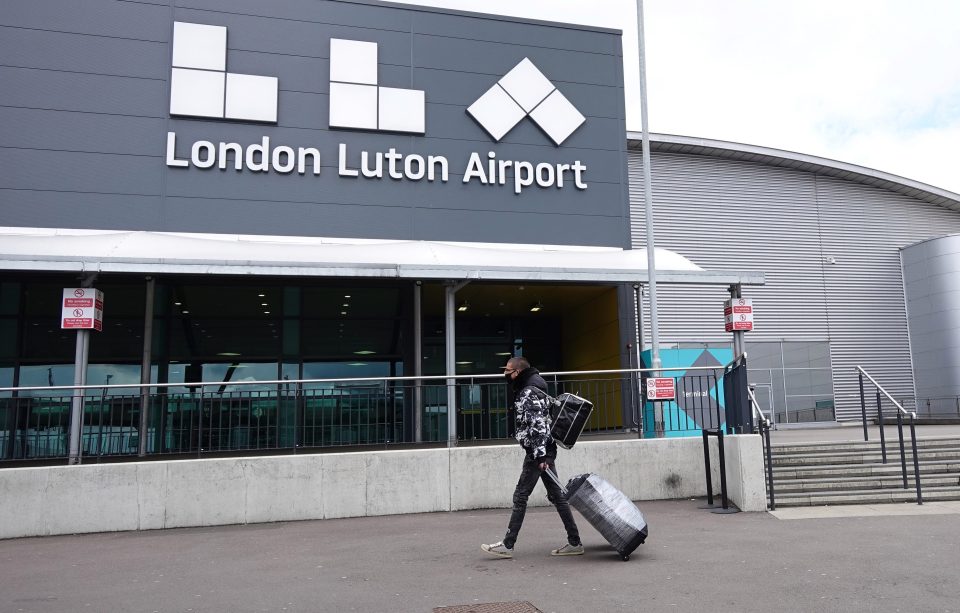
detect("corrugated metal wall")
[629,150,960,420]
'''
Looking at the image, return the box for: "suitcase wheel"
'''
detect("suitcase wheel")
[621,554,630,561]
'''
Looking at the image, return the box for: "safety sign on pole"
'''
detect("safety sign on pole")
[61,288,104,331]
[645,377,675,401]
[724,297,753,332]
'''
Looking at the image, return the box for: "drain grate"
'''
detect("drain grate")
[433,602,543,613]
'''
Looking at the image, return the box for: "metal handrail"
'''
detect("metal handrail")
[855,366,913,418]
[0,365,727,394]
[747,385,776,510]
[855,366,923,506]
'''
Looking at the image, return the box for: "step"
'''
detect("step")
[771,460,960,480]
[774,474,960,494]
[772,450,960,468]
[770,436,960,455]
[770,442,960,458]
[773,485,960,507]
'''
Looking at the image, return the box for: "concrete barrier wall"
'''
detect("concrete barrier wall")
[0,436,765,539]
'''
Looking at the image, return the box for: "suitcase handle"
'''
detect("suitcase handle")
[543,466,568,496]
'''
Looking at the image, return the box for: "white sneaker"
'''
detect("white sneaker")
[551,543,584,556]
[481,541,513,558]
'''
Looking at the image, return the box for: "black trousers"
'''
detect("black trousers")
[503,455,580,548]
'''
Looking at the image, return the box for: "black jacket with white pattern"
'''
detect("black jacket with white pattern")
[511,367,557,460]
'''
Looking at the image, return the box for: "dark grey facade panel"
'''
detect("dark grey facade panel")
[0,28,169,79]
[2,108,166,157]
[4,0,170,41]
[630,150,960,420]
[0,191,165,230]
[0,67,167,117]
[411,11,619,54]
[0,149,163,195]
[177,0,413,33]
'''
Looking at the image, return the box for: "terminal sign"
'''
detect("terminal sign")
[724,298,753,332]
[645,377,676,401]
[61,288,104,331]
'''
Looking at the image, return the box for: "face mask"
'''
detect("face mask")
[504,372,513,381]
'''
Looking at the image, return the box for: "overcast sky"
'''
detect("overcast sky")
[392,0,960,194]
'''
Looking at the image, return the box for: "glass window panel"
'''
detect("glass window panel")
[303,286,399,318]
[201,362,279,393]
[282,320,300,356]
[283,287,300,317]
[22,321,75,361]
[744,342,782,369]
[0,282,20,315]
[0,366,13,397]
[782,341,831,369]
[302,320,399,357]
[168,317,279,359]
[0,320,16,359]
[302,361,392,385]
[17,364,75,397]
[86,364,142,395]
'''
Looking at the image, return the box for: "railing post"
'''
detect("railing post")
[858,371,868,442]
[897,409,907,490]
[910,414,923,505]
[716,429,729,510]
[763,421,775,510]
[876,390,887,464]
[702,429,713,506]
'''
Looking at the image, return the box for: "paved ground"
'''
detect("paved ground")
[2,425,959,613]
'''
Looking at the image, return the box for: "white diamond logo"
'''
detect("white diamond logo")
[466,58,585,146]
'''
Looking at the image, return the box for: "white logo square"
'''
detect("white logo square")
[529,89,586,146]
[379,87,425,134]
[172,22,226,71]
[466,84,526,142]
[330,39,378,85]
[329,82,378,130]
[170,68,225,118]
[497,58,554,113]
[226,73,279,122]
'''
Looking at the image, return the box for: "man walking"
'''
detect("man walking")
[481,357,583,558]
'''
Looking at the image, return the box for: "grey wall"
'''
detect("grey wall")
[901,235,960,402]
[629,150,960,420]
[0,0,629,247]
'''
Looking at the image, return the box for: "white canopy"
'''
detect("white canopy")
[0,227,764,285]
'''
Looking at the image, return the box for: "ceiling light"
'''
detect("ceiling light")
[495,352,512,356]
[529,301,543,312]
[341,311,347,315]
[174,302,182,306]
[217,352,241,356]
[457,300,469,312]
[344,295,351,298]
[342,303,350,307]
[456,361,472,365]
[354,350,376,355]
[348,362,367,366]
[261,303,268,306]
[258,293,265,297]
[263,311,271,314]
[182,310,190,314]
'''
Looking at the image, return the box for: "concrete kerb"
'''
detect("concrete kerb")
[0,435,766,539]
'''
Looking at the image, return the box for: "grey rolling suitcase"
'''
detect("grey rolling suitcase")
[549,392,593,449]
[547,470,648,561]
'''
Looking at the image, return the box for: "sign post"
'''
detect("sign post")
[62,288,104,464]
[724,291,752,359]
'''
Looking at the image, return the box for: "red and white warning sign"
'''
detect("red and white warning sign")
[724,297,753,332]
[645,377,676,401]
[61,288,104,331]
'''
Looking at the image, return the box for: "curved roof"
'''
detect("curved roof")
[629,132,960,213]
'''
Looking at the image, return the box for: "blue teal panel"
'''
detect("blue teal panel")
[641,347,732,437]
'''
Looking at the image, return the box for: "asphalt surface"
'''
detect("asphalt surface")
[2,496,959,613]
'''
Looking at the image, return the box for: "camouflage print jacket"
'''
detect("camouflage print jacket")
[511,368,556,460]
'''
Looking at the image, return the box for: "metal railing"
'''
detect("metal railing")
[0,365,739,465]
[748,384,775,510]
[856,366,923,505]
